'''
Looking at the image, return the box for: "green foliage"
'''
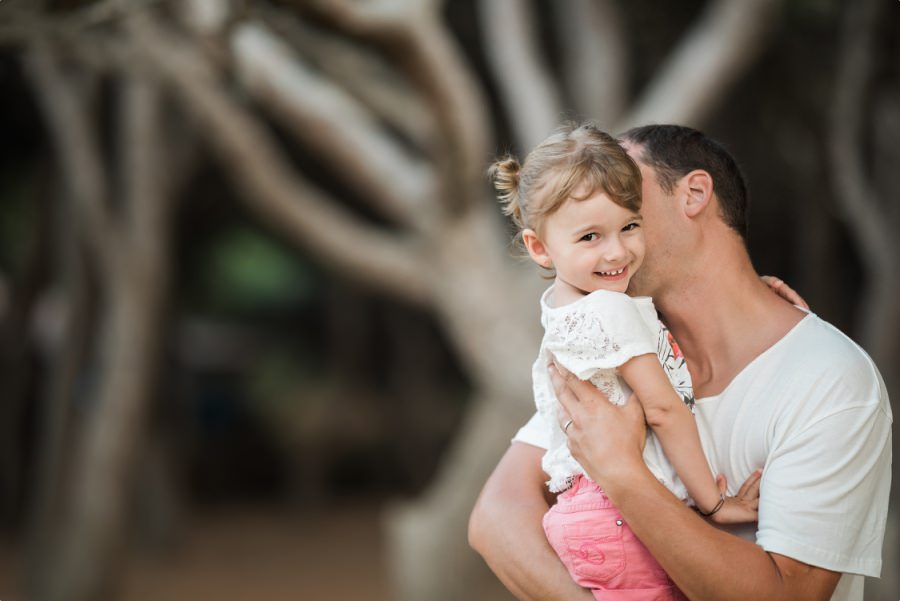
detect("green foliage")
[200,226,318,313]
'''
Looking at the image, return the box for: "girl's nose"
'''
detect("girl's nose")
[602,236,626,261]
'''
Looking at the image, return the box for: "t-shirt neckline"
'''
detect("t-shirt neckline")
[694,311,815,405]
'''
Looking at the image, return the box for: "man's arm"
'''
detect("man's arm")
[468,442,594,601]
[600,461,840,601]
[551,365,841,601]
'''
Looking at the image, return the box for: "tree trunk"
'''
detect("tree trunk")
[44,265,168,601]
[386,390,532,601]
[35,73,175,601]
[384,204,541,601]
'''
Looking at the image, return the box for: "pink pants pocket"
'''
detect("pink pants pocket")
[559,516,627,586]
[543,476,681,599]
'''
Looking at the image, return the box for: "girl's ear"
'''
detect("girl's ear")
[522,229,552,268]
[683,170,713,218]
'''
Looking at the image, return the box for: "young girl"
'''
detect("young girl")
[491,122,759,600]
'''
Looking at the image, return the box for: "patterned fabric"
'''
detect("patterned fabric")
[658,324,694,410]
[533,286,694,496]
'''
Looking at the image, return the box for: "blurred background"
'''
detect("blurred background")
[0,0,897,600]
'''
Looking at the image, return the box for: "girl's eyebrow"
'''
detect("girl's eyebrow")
[571,223,604,236]
[571,214,642,236]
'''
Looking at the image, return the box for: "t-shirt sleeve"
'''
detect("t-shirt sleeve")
[511,411,552,450]
[756,398,892,576]
[544,291,656,380]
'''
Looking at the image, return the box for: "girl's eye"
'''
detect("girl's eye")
[580,233,597,242]
[622,222,640,232]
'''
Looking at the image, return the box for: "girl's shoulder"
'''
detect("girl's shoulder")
[543,288,657,337]
[566,291,658,328]
[541,290,661,377]
[543,287,651,314]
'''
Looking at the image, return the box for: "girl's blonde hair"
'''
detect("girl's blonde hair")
[490,122,642,238]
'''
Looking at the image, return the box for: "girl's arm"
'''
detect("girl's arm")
[618,354,757,523]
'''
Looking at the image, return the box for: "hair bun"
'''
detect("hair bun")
[489,156,526,228]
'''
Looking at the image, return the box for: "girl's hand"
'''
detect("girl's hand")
[704,469,762,525]
[761,276,809,310]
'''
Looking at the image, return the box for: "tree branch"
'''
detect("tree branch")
[120,64,173,271]
[478,0,562,153]
[230,21,436,230]
[0,0,164,46]
[617,0,780,131]
[24,40,116,276]
[131,16,433,307]
[253,5,436,155]
[298,0,492,211]
[827,0,893,273]
[827,0,899,369]
[46,65,175,601]
[27,202,94,598]
[553,0,628,128]
[873,91,900,228]
[176,0,232,36]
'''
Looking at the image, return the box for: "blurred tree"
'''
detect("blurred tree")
[0,0,896,600]
[827,0,899,597]
[24,44,180,601]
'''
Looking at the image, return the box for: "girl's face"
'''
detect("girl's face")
[523,189,645,296]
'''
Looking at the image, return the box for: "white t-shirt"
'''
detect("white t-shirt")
[531,287,695,497]
[514,312,892,601]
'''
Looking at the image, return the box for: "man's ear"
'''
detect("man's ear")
[683,170,713,218]
[522,229,552,268]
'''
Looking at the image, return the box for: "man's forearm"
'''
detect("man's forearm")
[603,466,839,601]
[469,443,594,601]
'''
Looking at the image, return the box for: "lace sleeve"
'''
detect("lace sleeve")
[544,291,656,380]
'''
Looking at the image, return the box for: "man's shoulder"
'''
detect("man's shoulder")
[770,313,889,415]
[779,313,876,376]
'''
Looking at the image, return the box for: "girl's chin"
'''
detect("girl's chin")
[587,280,631,294]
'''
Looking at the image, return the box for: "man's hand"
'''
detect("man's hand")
[549,363,647,486]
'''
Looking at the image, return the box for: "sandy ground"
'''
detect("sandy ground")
[0,504,512,601]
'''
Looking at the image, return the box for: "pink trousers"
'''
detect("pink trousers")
[543,475,687,601]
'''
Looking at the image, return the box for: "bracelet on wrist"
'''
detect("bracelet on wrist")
[697,494,726,517]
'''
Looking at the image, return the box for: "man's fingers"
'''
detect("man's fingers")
[549,363,584,425]
[549,355,574,380]
[549,361,610,407]
[557,404,574,432]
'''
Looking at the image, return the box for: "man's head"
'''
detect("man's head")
[618,125,751,297]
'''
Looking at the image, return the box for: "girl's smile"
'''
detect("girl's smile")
[595,265,630,281]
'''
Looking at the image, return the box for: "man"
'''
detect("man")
[468,125,891,601]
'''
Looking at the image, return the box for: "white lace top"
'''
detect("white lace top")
[534,286,695,498]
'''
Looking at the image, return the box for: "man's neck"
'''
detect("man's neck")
[655,252,806,399]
